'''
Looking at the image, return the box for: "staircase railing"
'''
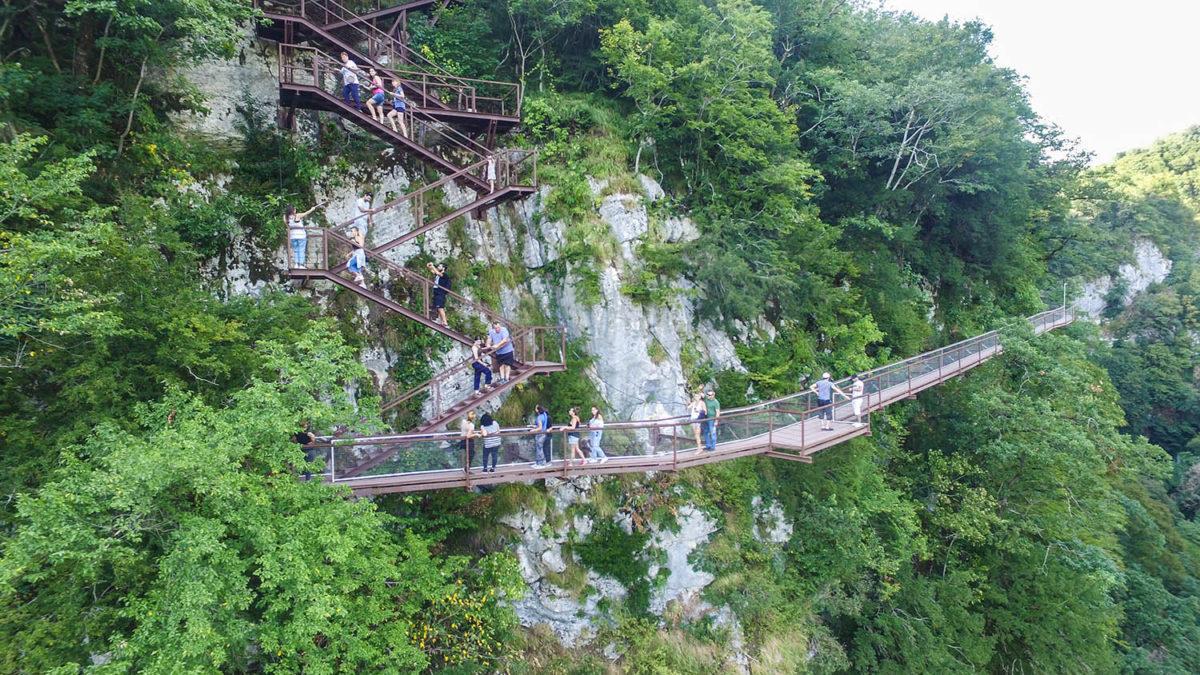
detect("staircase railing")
[290,226,528,335]
[259,0,522,116]
[324,153,536,264]
[380,325,566,415]
[278,45,494,162]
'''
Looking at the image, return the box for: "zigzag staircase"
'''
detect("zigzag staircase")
[264,0,563,442]
[288,224,565,448]
[256,0,536,203]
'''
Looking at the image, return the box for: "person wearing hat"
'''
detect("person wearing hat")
[809,372,847,431]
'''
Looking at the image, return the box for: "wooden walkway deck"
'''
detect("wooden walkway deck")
[308,308,1073,495]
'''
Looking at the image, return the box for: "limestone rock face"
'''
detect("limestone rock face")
[647,504,718,615]
[1076,238,1173,318]
[175,27,279,143]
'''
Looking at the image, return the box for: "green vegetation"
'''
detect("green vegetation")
[4,0,1200,672]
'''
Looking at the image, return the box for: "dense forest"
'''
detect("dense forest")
[1,0,1198,672]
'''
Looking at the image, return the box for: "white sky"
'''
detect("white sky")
[881,0,1200,164]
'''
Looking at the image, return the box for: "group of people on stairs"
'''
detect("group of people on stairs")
[336,52,500,190]
[339,52,409,137]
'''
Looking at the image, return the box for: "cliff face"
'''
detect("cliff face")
[1074,238,1173,319]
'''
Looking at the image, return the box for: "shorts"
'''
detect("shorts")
[568,434,579,446]
[433,293,447,309]
[496,351,516,367]
[371,91,385,105]
[391,103,406,114]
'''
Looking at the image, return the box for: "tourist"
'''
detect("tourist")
[354,190,373,240]
[284,202,322,268]
[486,320,515,383]
[459,410,477,473]
[533,404,551,466]
[426,261,451,326]
[470,337,492,395]
[365,68,386,122]
[339,52,363,111]
[588,406,608,464]
[346,226,367,286]
[386,79,408,136]
[565,407,585,466]
[485,154,497,192]
[689,392,706,454]
[479,413,501,473]
[704,389,721,451]
[850,374,866,427]
[291,422,318,481]
[810,372,847,431]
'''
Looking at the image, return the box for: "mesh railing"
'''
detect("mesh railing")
[297,306,1075,487]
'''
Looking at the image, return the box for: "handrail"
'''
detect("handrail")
[258,0,522,116]
[297,306,1074,489]
[278,44,494,164]
[314,305,1076,446]
[381,326,566,415]
[330,151,535,238]
[290,226,539,339]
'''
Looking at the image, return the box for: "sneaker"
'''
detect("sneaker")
[598,457,609,464]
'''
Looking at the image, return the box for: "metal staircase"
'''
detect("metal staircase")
[256,0,535,199]
[288,226,566,437]
[264,0,562,436]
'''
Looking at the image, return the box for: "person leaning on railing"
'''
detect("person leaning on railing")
[810,372,848,431]
[284,201,324,268]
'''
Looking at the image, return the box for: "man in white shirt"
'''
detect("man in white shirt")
[339,52,362,111]
[354,190,373,240]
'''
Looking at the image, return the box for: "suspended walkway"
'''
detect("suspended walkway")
[302,307,1075,495]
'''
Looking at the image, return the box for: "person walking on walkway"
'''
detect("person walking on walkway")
[689,392,707,454]
[565,407,585,466]
[339,52,363,111]
[850,374,866,427]
[459,410,477,473]
[479,413,501,473]
[284,202,322,268]
[487,320,515,383]
[703,390,721,451]
[533,404,551,467]
[485,154,497,193]
[470,337,492,395]
[346,226,367,286]
[588,406,608,464]
[810,372,847,431]
[386,79,408,136]
[426,261,451,326]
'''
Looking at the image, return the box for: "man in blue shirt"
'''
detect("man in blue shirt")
[487,320,515,383]
[533,404,551,466]
[809,372,847,431]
